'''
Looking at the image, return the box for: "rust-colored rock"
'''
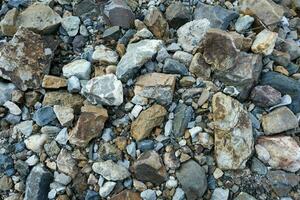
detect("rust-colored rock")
[111,190,141,200]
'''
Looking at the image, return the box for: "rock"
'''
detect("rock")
[212,92,253,169]
[261,107,298,135]
[144,6,169,40]
[33,106,56,126]
[3,101,21,115]
[278,39,300,60]
[13,120,33,137]
[74,0,101,18]
[0,8,18,36]
[194,3,238,29]
[67,76,81,93]
[61,16,80,37]
[0,82,16,106]
[82,74,123,106]
[256,136,300,172]
[57,149,78,178]
[134,73,176,105]
[131,104,167,141]
[99,181,116,198]
[172,188,185,200]
[53,105,74,127]
[24,165,53,200]
[54,172,72,185]
[69,105,108,147]
[173,51,193,67]
[103,26,121,40]
[173,103,193,137]
[42,75,67,89]
[189,53,211,79]
[140,189,156,200]
[0,28,55,91]
[251,157,268,175]
[165,2,189,29]
[202,29,262,100]
[176,160,207,200]
[250,85,281,107]
[235,15,254,33]
[251,29,277,55]
[104,0,134,28]
[0,175,13,191]
[92,45,119,65]
[177,19,211,53]
[135,28,153,39]
[55,128,68,145]
[98,143,122,161]
[234,192,257,200]
[116,39,163,81]
[24,134,48,153]
[133,150,167,185]
[111,190,141,200]
[266,170,300,197]
[239,0,284,28]
[16,3,61,34]
[163,58,188,75]
[62,59,91,80]
[260,71,300,113]
[92,160,130,181]
[211,188,229,200]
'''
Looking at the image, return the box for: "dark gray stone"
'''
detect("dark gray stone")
[74,0,101,18]
[165,1,190,29]
[103,26,121,40]
[163,58,188,75]
[137,140,155,152]
[251,157,268,175]
[173,103,193,137]
[33,106,56,126]
[176,160,207,200]
[250,85,281,107]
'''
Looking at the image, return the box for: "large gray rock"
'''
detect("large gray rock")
[212,92,253,169]
[0,82,16,105]
[92,160,130,181]
[82,74,123,106]
[194,3,238,29]
[165,1,190,29]
[176,160,207,200]
[116,39,163,81]
[24,165,53,200]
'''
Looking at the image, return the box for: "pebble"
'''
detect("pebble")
[235,15,254,33]
[53,105,74,127]
[67,76,81,93]
[92,160,130,181]
[55,128,68,145]
[251,29,278,55]
[24,134,48,153]
[62,59,91,80]
[141,189,157,200]
[172,188,185,200]
[3,101,21,115]
[33,106,56,126]
[62,16,80,37]
[211,188,229,200]
[99,181,116,197]
[13,120,33,137]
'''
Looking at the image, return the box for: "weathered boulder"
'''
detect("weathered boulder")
[165,2,189,29]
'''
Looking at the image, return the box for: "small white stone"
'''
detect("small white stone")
[99,181,116,197]
[53,105,74,127]
[213,168,224,179]
[211,188,229,200]
[62,16,80,37]
[55,128,68,145]
[4,101,22,115]
[178,139,186,146]
[25,155,39,166]
[189,126,202,138]
[164,120,173,136]
[92,45,119,64]
[24,134,48,153]
[166,177,178,189]
[63,59,91,80]
[131,105,143,118]
[141,189,157,200]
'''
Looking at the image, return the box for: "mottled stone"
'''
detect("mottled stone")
[62,59,91,80]
[57,149,78,178]
[42,75,67,89]
[235,15,254,33]
[111,190,141,200]
[0,8,18,36]
[24,134,48,153]
[212,92,253,169]
[165,1,189,28]
[61,16,80,37]
[0,82,16,106]
[92,45,119,65]
[163,58,188,75]
[173,103,193,137]
[33,106,56,126]
[250,85,281,107]
[92,160,130,181]
[251,29,277,55]
[189,53,211,79]
[256,136,300,172]
[53,105,74,127]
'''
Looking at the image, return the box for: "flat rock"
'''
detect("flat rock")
[177,19,211,53]
[92,160,130,181]
[82,74,123,106]
[69,105,108,147]
[176,160,207,200]
[165,1,189,29]
[234,192,257,200]
[53,105,74,127]
[163,58,188,75]
[173,103,193,137]
[250,85,281,107]
[92,45,119,65]
[33,106,56,126]
[134,72,176,105]
[116,39,163,81]
[57,149,78,178]
[42,75,67,89]
[261,107,298,135]
[62,59,91,80]
[194,3,238,29]
[251,29,277,55]
[24,165,53,200]
[0,28,55,91]
[0,82,16,106]
[256,136,300,172]
[0,8,18,36]
[133,150,167,185]
[131,104,167,141]
[111,190,141,200]
[212,92,253,169]
[61,16,80,37]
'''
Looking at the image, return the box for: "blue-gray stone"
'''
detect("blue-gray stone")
[163,58,188,75]
[8,0,30,8]
[251,157,268,175]
[0,82,16,106]
[235,15,254,33]
[33,106,56,126]
[15,142,25,152]
[138,140,155,152]
[67,76,81,93]
[173,103,193,137]
[4,114,21,125]
[0,154,14,176]
[85,190,100,200]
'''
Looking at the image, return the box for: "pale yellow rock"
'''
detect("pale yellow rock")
[251,29,277,55]
[42,75,67,89]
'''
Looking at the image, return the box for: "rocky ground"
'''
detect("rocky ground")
[0,0,300,199]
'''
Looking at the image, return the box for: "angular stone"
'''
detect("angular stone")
[104,0,134,28]
[69,105,108,147]
[211,188,229,200]
[57,149,78,178]
[0,8,18,36]
[250,85,281,107]
[62,59,91,80]
[24,134,48,153]
[13,120,33,137]
[165,1,189,29]
[99,181,116,197]
[131,104,167,141]
[92,45,119,65]
[133,150,167,185]
[235,15,255,33]
[111,190,141,200]
[33,106,56,126]
[116,39,163,81]
[189,53,211,79]
[163,58,188,75]
[177,19,211,53]
[194,3,238,30]
[74,0,101,18]
[256,136,300,172]
[53,105,74,127]
[261,107,298,135]
[134,73,176,105]
[173,103,193,137]
[251,29,277,55]
[83,74,123,106]
[61,16,80,37]
[0,82,16,106]
[92,160,130,181]
[42,75,67,89]
[240,0,284,28]
[212,92,253,169]
[16,3,61,34]
[0,28,55,91]
[176,160,207,200]
[234,192,257,200]
[144,6,169,40]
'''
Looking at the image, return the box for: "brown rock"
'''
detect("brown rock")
[0,8,18,36]
[229,31,253,51]
[250,85,281,107]
[0,175,13,191]
[251,29,277,55]
[111,190,141,200]
[69,105,108,147]
[131,104,167,141]
[144,6,169,40]
[132,150,167,185]
[256,136,300,172]
[57,149,78,178]
[189,52,211,79]
[42,75,67,89]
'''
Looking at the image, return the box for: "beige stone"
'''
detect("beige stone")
[251,29,278,55]
[0,8,18,36]
[42,75,67,89]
